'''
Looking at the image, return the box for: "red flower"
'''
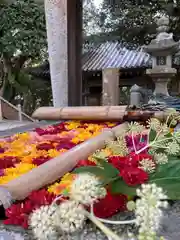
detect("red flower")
[92,191,127,218]
[76,159,96,168]
[35,122,67,136]
[55,141,76,150]
[0,156,20,169]
[0,147,5,153]
[108,153,153,172]
[129,152,153,162]
[120,167,148,186]
[29,189,56,206]
[36,143,54,151]
[108,156,138,171]
[32,156,51,166]
[4,189,56,229]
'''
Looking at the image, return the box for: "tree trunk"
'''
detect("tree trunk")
[0,55,11,97]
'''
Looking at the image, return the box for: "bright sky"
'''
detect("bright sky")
[94,0,103,7]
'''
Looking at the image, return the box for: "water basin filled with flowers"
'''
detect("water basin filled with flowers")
[0,109,180,240]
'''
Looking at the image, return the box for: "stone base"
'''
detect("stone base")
[1,201,180,240]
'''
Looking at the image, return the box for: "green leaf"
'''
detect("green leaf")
[100,176,121,186]
[168,155,180,161]
[95,157,120,178]
[109,157,180,199]
[165,132,173,138]
[73,166,107,178]
[149,129,157,142]
[62,189,69,197]
[74,158,120,180]
[110,179,137,196]
[149,160,180,199]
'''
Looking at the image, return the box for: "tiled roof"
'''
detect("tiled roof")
[26,41,180,78]
[82,41,151,71]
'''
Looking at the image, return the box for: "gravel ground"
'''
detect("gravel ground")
[0,201,180,240]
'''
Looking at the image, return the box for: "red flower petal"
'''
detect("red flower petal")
[92,191,127,218]
[36,143,54,151]
[4,189,56,229]
[120,167,148,186]
[76,159,96,167]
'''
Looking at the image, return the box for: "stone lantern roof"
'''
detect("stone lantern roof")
[143,16,180,56]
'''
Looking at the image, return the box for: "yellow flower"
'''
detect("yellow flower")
[71,130,94,144]
[105,122,116,127]
[66,121,81,130]
[48,149,67,158]
[5,163,36,175]
[17,132,31,140]
[71,137,81,144]
[89,148,113,162]
[20,150,47,163]
[170,128,174,133]
[0,120,118,186]
[0,163,36,184]
[48,173,75,195]
[0,174,20,184]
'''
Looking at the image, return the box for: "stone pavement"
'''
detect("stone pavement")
[0,120,61,138]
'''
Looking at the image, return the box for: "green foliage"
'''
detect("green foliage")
[95,157,120,177]
[110,178,137,196]
[85,0,180,45]
[74,166,112,178]
[110,157,180,200]
[0,0,49,113]
[74,158,120,179]
[149,129,157,143]
[0,0,46,57]
[83,0,101,36]
[149,158,180,199]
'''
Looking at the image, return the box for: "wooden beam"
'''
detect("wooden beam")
[67,0,82,106]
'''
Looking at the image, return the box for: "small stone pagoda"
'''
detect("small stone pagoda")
[144,16,179,96]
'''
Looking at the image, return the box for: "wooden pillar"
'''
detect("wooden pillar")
[67,0,82,106]
[45,0,82,107]
[102,68,120,106]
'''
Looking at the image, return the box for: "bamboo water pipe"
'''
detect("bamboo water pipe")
[32,106,127,120]
[32,106,171,122]
[0,123,128,207]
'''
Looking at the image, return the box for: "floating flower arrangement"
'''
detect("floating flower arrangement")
[1,109,180,239]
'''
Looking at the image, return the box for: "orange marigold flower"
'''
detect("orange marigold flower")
[48,173,76,195]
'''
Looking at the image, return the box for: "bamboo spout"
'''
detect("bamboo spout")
[32,106,173,122]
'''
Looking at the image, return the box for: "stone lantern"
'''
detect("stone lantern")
[143,16,180,96]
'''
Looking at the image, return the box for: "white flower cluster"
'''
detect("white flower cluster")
[29,173,107,239]
[147,118,161,132]
[106,137,128,156]
[29,205,58,240]
[165,141,180,155]
[70,173,107,205]
[154,153,168,165]
[128,122,146,134]
[135,184,168,240]
[139,158,156,173]
[54,200,86,233]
